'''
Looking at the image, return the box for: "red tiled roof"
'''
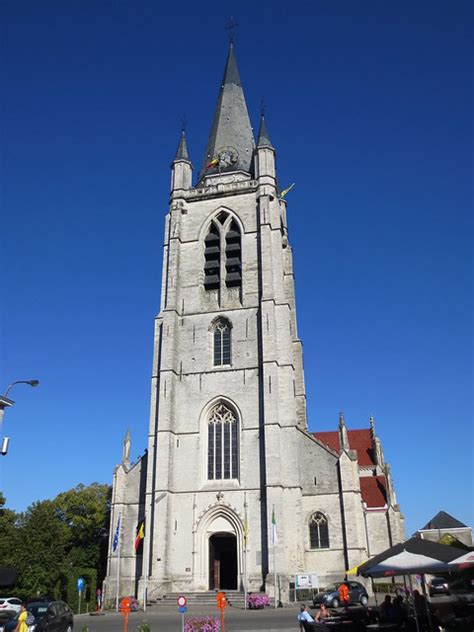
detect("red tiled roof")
[313,431,341,454]
[360,475,387,508]
[347,429,375,467]
[312,429,375,467]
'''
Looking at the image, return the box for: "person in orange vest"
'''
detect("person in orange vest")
[338,581,350,609]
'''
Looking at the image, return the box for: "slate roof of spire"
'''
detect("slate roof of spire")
[421,511,468,530]
[257,115,273,148]
[174,129,190,161]
[199,42,255,180]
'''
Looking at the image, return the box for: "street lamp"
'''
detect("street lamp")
[0,379,40,455]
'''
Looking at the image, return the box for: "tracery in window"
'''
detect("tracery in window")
[212,318,231,366]
[207,403,239,480]
[309,512,329,549]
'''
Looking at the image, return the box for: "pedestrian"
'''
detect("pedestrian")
[337,581,350,609]
[15,604,28,632]
[298,604,315,630]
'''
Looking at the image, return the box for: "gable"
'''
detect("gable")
[421,510,468,530]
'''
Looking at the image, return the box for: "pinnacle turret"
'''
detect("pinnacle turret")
[257,114,273,149]
[174,128,190,162]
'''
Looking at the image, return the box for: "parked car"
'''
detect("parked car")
[3,601,73,632]
[312,581,369,608]
[429,577,449,596]
[0,599,22,615]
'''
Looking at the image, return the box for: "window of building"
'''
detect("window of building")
[309,512,329,549]
[207,403,239,480]
[213,318,231,366]
[204,215,242,291]
[225,220,242,288]
[204,223,221,290]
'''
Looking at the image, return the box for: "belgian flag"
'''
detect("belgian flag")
[134,520,144,553]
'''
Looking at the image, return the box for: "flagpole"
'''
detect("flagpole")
[115,514,122,613]
[272,505,277,609]
[244,493,248,611]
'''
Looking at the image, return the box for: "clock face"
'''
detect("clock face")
[215,146,239,169]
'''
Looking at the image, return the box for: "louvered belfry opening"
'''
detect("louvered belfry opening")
[204,223,221,290]
[225,221,242,288]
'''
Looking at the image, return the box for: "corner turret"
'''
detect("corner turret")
[255,113,276,182]
[171,128,193,194]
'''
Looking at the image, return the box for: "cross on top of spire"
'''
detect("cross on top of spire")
[226,16,239,43]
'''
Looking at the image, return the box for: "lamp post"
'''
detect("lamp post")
[0,380,40,454]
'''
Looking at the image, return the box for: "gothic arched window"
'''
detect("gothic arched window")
[309,512,329,549]
[207,403,239,480]
[203,214,242,291]
[204,223,221,290]
[225,220,241,288]
[213,318,231,366]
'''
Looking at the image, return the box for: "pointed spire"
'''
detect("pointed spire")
[174,128,190,162]
[257,113,273,149]
[199,42,255,180]
[222,41,242,86]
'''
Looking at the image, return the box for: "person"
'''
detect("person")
[337,581,350,609]
[379,595,394,623]
[391,595,408,626]
[15,604,28,632]
[298,604,315,630]
[315,603,332,621]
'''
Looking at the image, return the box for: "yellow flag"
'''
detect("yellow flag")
[280,183,295,198]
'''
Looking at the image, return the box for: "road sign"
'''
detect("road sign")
[77,577,85,591]
[177,595,187,607]
[178,606,187,613]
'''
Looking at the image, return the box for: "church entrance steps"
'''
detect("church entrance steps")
[159,591,274,608]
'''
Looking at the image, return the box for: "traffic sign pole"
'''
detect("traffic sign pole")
[177,596,187,632]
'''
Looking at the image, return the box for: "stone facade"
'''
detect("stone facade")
[103,43,405,604]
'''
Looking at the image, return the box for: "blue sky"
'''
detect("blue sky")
[1,1,472,537]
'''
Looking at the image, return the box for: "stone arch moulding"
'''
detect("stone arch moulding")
[198,206,245,242]
[193,501,245,592]
[208,314,233,332]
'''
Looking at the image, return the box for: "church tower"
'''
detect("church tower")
[105,41,404,604]
[142,40,308,597]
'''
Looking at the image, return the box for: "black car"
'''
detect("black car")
[428,577,449,597]
[4,601,73,632]
[312,581,369,608]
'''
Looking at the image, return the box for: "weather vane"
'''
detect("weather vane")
[226,16,239,43]
[181,115,187,132]
[260,98,266,118]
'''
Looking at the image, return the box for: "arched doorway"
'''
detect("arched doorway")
[209,532,237,590]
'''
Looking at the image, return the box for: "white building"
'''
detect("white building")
[104,42,404,604]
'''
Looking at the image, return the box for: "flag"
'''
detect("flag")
[280,183,295,199]
[134,521,145,552]
[112,515,121,552]
[243,519,248,546]
[206,157,219,169]
[271,506,278,545]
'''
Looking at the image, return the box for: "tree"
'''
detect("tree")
[15,500,68,598]
[53,483,111,580]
